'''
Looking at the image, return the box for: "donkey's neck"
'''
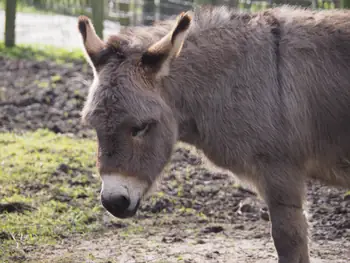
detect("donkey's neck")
[160,74,201,146]
[161,20,246,134]
[160,9,262,169]
[160,31,232,148]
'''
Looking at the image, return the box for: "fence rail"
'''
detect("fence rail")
[1,0,349,47]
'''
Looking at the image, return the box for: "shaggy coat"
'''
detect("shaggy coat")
[78,5,350,263]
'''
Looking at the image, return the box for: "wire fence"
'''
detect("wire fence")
[0,0,341,26]
[0,0,343,47]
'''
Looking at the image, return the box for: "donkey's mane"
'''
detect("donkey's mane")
[106,5,253,52]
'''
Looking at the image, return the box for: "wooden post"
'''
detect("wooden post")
[159,0,173,20]
[143,0,156,25]
[211,0,226,5]
[334,0,341,8]
[228,0,239,8]
[119,0,130,26]
[195,0,214,6]
[91,0,104,39]
[5,0,17,47]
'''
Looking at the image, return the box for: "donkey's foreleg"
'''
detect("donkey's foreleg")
[258,166,310,263]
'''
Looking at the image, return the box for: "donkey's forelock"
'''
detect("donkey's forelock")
[108,20,176,51]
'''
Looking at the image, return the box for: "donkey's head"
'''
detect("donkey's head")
[78,13,192,218]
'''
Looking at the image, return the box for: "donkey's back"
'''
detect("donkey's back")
[184,6,350,188]
[269,7,350,187]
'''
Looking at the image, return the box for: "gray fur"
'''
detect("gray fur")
[79,5,350,263]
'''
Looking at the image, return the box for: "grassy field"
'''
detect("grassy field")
[0,131,212,263]
[0,42,84,64]
[0,129,105,261]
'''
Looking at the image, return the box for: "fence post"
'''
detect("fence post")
[5,0,17,47]
[119,0,131,26]
[143,0,156,25]
[334,0,341,8]
[159,0,173,20]
[91,0,104,39]
[195,0,213,5]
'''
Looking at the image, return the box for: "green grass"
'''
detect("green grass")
[0,130,211,262]
[0,42,84,64]
[0,129,105,262]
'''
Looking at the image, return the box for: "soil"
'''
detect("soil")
[1,56,350,262]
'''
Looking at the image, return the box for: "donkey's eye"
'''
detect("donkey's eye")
[131,122,151,137]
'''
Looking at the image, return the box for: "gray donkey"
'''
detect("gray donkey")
[77,5,350,263]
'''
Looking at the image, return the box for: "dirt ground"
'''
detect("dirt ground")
[1,56,350,263]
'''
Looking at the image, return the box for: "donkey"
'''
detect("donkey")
[77,5,350,263]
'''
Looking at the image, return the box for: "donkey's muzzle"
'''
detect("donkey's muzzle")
[101,194,138,219]
[100,174,145,219]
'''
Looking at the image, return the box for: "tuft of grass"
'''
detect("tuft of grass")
[0,42,84,64]
[0,129,107,262]
[345,190,350,198]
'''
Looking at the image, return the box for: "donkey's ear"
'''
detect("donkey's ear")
[141,11,192,79]
[78,15,105,69]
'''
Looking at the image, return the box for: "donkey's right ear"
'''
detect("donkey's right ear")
[78,16,105,69]
[140,11,192,80]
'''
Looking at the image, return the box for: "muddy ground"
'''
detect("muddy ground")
[1,56,349,262]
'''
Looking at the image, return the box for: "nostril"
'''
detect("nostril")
[115,195,130,211]
[101,194,131,217]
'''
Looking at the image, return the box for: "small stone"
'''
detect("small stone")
[205,251,220,259]
[57,163,69,173]
[260,207,270,221]
[197,239,206,244]
[201,225,224,234]
[0,231,11,240]
[240,203,253,213]
[234,224,245,230]
[161,236,183,243]
[108,222,127,229]
[344,194,350,201]
[50,124,62,133]
[54,193,71,203]
[237,197,257,214]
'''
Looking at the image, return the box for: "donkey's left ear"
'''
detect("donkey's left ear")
[141,11,192,79]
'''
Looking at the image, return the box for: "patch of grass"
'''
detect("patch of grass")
[345,190,350,198]
[0,42,84,64]
[0,129,107,262]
